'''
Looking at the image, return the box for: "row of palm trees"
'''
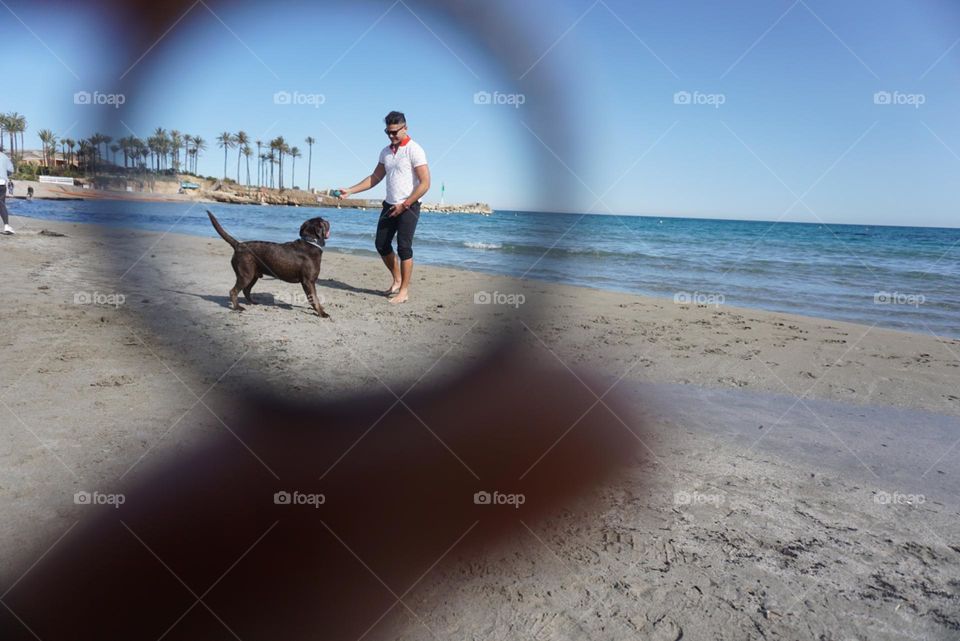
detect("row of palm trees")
[30,127,208,176]
[0,112,27,160]
[215,132,317,191]
[16,117,319,191]
[36,130,118,175]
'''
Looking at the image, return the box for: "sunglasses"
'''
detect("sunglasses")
[384,126,406,136]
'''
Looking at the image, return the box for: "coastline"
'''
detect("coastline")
[3,215,958,414]
[2,216,959,639]
[7,178,493,214]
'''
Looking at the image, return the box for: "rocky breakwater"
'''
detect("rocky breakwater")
[203,187,492,214]
[421,202,492,215]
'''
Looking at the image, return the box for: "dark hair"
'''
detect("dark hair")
[384,111,406,126]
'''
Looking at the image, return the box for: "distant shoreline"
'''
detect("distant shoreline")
[7,176,493,215]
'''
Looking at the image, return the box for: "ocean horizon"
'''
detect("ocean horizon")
[507,210,960,232]
[9,198,959,339]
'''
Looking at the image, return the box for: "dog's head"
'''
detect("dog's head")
[299,217,330,247]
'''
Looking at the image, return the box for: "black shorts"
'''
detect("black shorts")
[375,200,420,261]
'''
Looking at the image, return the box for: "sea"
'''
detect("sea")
[8,198,959,338]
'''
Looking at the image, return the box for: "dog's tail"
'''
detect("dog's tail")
[207,210,240,249]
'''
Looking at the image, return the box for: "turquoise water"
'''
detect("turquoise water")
[9,198,959,337]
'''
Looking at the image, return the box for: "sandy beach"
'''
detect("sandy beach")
[1,215,958,639]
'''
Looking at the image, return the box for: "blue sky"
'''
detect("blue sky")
[2,0,959,226]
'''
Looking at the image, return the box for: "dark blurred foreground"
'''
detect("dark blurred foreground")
[0,346,644,640]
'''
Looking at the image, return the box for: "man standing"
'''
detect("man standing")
[0,150,15,234]
[339,111,430,304]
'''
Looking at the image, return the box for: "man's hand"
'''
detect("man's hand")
[388,201,409,217]
[336,188,350,200]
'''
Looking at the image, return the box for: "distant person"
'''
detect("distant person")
[0,150,15,234]
[338,111,430,304]
[26,185,34,200]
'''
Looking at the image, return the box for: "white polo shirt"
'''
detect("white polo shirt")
[379,137,427,205]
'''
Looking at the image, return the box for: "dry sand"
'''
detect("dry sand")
[1,215,958,639]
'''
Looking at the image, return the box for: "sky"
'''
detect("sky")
[1,0,959,227]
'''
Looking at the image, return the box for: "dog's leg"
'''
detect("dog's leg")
[243,275,260,304]
[230,277,247,312]
[301,279,329,318]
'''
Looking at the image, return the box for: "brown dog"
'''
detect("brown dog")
[207,210,331,318]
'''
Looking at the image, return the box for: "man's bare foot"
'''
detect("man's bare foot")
[389,290,409,304]
[385,283,401,296]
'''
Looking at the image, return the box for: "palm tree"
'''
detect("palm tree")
[216,132,235,180]
[242,145,252,187]
[149,128,169,170]
[169,130,182,172]
[101,135,113,169]
[17,114,26,161]
[146,135,158,171]
[78,139,92,173]
[87,134,102,173]
[255,140,263,187]
[60,138,71,169]
[304,136,315,191]
[134,138,148,171]
[168,131,180,172]
[9,113,26,161]
[270,136,288,189]
[266,150,276,188]
[0,114,8,152]
[38,129,57,168]
[268,138,278,188]
[290,146,301,189]
[117,136,129,169]
[235,131,249,184]
[192,136,207,175]
[65,139,77,168]
[182,135,193,173]
[161,137,171,171]
[280,140,290,189]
